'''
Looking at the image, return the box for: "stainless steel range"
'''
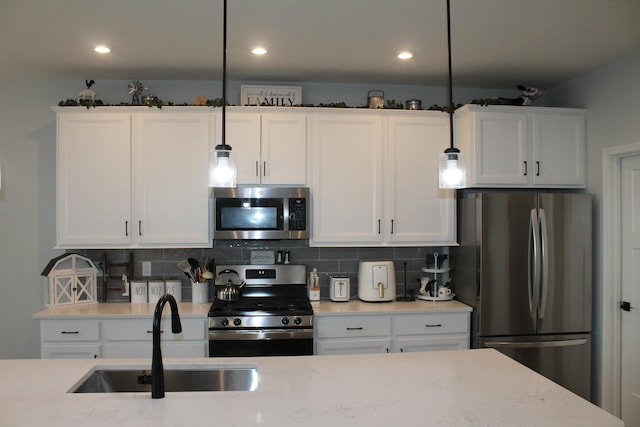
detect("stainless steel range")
[208,264,313,357]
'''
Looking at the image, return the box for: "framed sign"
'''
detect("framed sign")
[240,85,302,107]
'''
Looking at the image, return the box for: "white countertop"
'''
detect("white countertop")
[33,299,471,320]
[0,349,621,427]
[312,299,471,315]
[33,302,211,319]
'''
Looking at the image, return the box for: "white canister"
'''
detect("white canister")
[130,280,148,304]
[165,279,183,303]
[148,280,165,303]
[191,281,209,303]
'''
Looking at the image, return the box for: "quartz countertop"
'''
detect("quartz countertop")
[33,299,471,320]
[1,349,622,426]
[33,302,211,319]
[312,299,471,315]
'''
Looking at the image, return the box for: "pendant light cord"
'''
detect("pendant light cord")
[222,0,227,146]
[446,0,455,150]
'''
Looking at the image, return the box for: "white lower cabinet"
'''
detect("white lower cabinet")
[314,311,469,355]
[315,315,393,355]
[40,318,208,359]
[393,313,470,352]
[40,320,101,359]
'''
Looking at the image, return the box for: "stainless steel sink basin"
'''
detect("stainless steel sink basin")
[69,364,259,393]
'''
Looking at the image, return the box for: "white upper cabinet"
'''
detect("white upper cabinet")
[223,107,307,185]
[309,109,455,246]
[57,111,132,246]
[55,107,212,248]
[455,105,586,188]
[386,112,455,244]
[131,112,211,246]
[309,111,384,245]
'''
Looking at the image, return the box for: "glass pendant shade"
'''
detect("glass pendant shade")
[209,143,236,187]
[438,148,466,189]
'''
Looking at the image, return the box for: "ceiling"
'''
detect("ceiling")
[2,0,640,89]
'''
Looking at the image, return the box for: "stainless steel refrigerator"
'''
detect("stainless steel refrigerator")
[454,190,592,401]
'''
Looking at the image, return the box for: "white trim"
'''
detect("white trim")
[601,141,640,416]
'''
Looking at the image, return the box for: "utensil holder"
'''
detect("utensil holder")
[191,281,208,303]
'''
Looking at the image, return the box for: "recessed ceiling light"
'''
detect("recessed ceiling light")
[94,46,111,54]
[397,51,413,60]
[251,47,268,55]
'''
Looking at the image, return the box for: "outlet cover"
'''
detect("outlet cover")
[142,261,152,276]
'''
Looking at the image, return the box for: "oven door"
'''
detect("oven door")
[214,197,285,240]
[209,329,313,357]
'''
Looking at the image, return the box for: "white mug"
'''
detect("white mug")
[438,287,452,297]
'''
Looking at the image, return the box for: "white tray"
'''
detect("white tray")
[416,292,455,302]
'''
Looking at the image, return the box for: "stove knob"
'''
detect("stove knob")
[281,317,290,325]
[293,316,302,325]
[233,318,242,327]
[221,318,229,327]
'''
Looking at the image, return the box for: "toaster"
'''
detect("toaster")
[358,261,396,302]
[329,275,350,302]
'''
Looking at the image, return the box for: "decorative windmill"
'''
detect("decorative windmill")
[128,80,148,105]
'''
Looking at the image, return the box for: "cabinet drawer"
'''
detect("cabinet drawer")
[316,315,392,338]
[394,313,468,335]
[103,319,205,341]
[41,320,100,341]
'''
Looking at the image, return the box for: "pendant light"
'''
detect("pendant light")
[438,0,466,189]
[209,0,237,188]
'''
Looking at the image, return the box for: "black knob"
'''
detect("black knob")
[281,317,290,325]
[233,318,242,326]
[293,316,302,325]
[221,318,229,327]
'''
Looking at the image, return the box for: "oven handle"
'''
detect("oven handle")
[209,329,313,341]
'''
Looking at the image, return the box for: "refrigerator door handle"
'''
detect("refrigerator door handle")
[528,209,541,320]
[538,208,549,319]
[484,338,588,349]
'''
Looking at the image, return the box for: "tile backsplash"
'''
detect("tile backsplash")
[73,241,449,302]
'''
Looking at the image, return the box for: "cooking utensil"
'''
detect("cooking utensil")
[187,258,200,272]
[367,90,385,109]
[177,260,195,281]
[216,279,246,301]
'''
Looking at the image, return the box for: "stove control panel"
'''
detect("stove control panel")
[209,315,313,329]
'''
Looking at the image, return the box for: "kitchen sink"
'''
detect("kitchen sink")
[68,364,259,393]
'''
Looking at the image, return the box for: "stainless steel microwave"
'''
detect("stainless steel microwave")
[212,187,310,240]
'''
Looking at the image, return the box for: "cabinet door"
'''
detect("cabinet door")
[531,112,585,187]
[261,112,307,185]
[41,344,100,359]
[470,111,529,186]
[225,111,262,185]
[316,338,391,355]
[386,114,455,244]
[57,112,131,246]
[395,335,468,353]
[131,112,211,246]
[309,113,383,245]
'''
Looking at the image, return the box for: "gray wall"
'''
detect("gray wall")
[545,49,640,405]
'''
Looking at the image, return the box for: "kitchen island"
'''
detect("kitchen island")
[1,349,622,426]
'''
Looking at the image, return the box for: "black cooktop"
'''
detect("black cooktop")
[209,296,313,317]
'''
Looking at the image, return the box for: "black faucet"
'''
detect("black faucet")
[151,294,182,399]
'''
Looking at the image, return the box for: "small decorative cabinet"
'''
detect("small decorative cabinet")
[40,253,99,307]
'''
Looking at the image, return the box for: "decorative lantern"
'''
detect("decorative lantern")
[41,253,99,307]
